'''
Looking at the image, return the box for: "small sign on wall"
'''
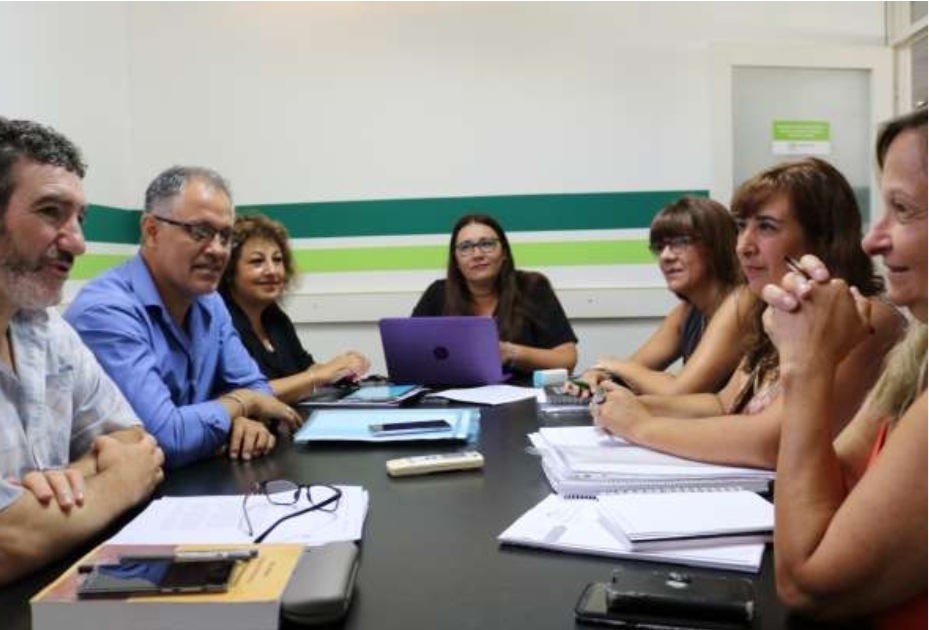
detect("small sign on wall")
[771,120,831,155]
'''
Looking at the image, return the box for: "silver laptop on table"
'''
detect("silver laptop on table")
[378,316,508,387]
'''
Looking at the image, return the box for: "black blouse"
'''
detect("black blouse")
[678,305,707,364]
[411,271,578,351]
[222,293,315,380]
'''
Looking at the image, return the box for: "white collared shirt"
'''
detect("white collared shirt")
[0,308,140,511]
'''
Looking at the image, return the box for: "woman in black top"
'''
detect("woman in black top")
[221,214,369,405]
[412,213,577,376]
[572,196,748,396]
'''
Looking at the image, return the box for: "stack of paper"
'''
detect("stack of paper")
[498,494,765,573]
[108,486,368,546]
[597,491,774,550]
[530,426,774,496]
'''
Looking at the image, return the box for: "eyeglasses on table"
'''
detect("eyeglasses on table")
[241,479,342,543]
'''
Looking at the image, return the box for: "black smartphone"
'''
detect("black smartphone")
[77,559,236,599]
[368,419,451,436]
[575,567,754,630]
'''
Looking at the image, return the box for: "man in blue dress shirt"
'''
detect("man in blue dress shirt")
[67,166,301,469]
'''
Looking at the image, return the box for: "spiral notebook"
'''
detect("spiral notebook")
[530,427,774,497]
[498,494,765,573]
[597,491,774,550]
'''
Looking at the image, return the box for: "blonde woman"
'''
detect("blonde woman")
[762,107,926,627]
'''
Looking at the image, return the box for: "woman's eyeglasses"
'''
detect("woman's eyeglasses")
[649,235,697,256]
[241,479,342,543]
[455,237,500,257]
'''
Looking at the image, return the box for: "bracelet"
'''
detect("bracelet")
[305,366,320,395]
[222,392,248,419]
[506,342,519,369]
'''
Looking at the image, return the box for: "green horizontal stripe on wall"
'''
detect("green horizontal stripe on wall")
[253,190,707,239]
[83,190,707,244]
[69,240,654,279]
[84,205,140,244]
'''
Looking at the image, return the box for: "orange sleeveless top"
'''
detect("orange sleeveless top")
[868,423,927,630]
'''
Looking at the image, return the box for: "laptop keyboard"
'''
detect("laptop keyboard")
[542,386,588,406]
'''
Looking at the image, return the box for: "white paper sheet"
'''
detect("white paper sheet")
[434,385,538,406]
[108,486,368,547]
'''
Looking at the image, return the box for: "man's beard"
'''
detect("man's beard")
[0,236,72,310]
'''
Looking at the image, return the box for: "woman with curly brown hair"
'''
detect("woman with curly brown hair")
[221,213,369,405]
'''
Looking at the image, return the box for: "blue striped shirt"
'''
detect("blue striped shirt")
[0,308,140,512]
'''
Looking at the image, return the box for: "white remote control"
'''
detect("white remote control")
[386,451,484,477]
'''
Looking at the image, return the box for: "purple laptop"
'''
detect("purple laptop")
[378,316,508,387]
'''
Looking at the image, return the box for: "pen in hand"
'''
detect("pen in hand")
[783,255,810,279]
[782,255,874,334]
[568,378,591,393]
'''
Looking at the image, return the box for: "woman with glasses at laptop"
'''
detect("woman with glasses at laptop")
[412,213,578,378]
[569,196,747,397]
[220,213,370,405]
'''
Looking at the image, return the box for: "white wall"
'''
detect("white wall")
[124,2,884,204]
[0,2,136,207]
[5,1,885,374]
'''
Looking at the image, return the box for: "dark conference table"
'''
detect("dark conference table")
[5,398,853,629]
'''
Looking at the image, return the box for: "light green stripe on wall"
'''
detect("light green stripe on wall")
[517,241,650,266]
[72,254,134,280]
[70,240,653,279]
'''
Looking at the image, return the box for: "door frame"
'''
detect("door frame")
[709,43,893,219]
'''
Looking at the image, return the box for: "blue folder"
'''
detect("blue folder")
[294,407,480,443]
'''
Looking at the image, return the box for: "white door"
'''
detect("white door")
[710,44,892,222]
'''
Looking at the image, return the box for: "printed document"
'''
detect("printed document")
[109,486,367,546]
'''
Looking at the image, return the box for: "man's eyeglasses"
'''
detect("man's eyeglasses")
[241,479,342,543]
[649,235,697,256]
[152,215,234,248]
[455,237,500,257]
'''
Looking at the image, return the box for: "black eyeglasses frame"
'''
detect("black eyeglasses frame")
[241,480,343,543]
[152,214,235,248]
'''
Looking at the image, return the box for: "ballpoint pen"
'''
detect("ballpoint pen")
[783,255,809,279]
[118,549,259,563]
[782,255,874,334]
[568,378,591,393]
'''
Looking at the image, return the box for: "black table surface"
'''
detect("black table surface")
[3,399,854,629]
